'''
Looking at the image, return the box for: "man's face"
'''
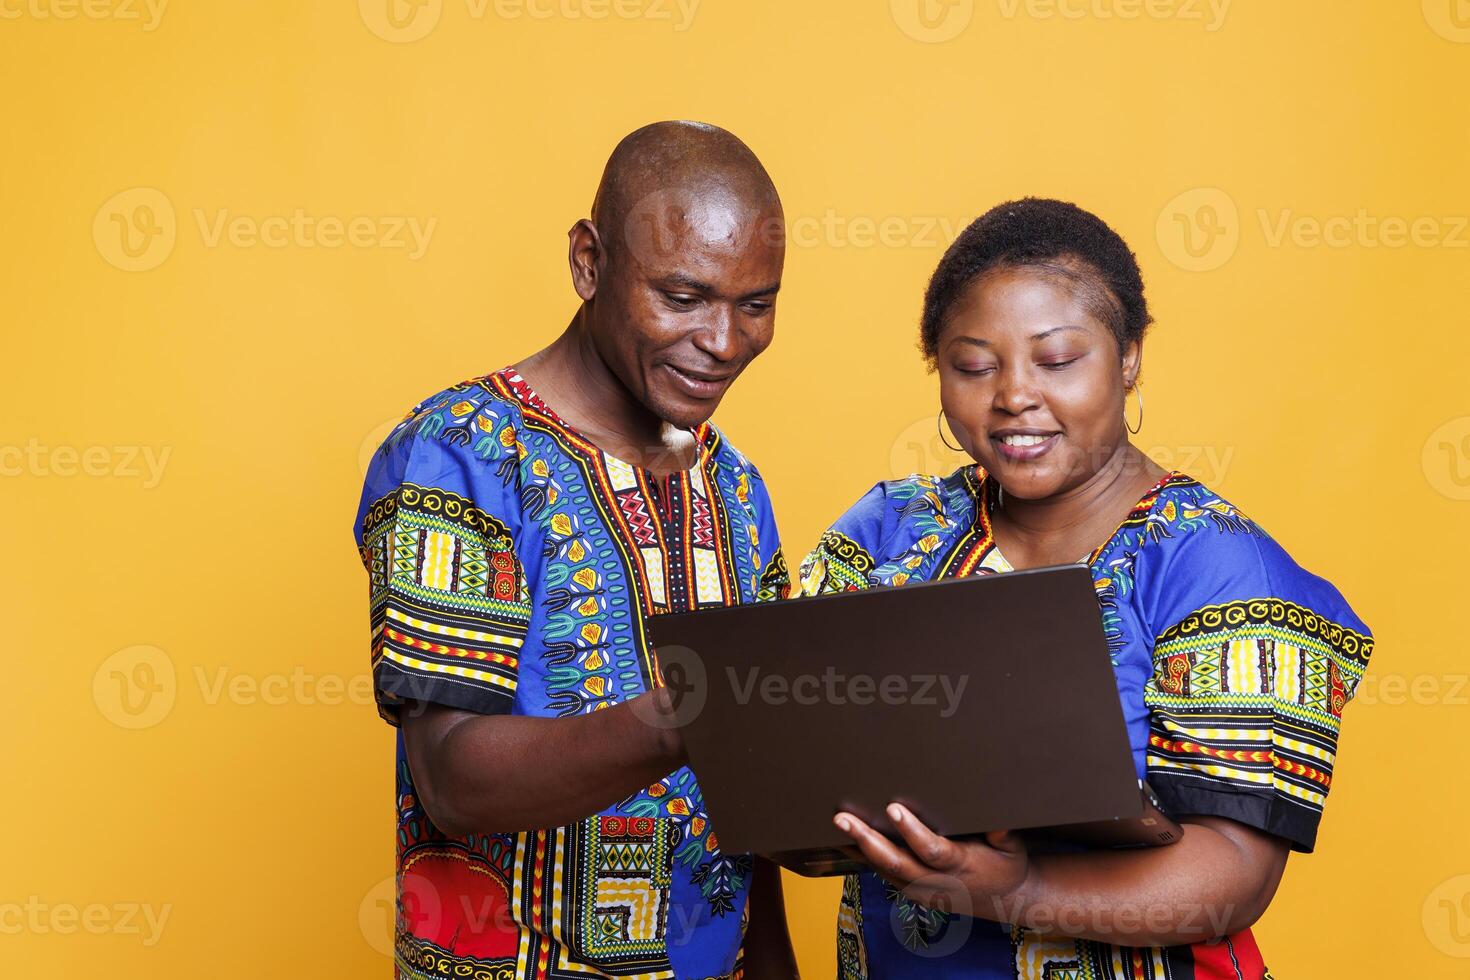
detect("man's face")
[588,188,785,431]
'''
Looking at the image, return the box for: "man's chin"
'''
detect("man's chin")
[650,390,723,432]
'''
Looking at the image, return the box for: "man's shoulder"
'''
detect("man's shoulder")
[358,369,530,514]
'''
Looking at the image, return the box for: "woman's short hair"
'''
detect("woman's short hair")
[920,198,1153,362]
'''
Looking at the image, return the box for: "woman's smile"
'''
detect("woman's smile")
[992,429,1061,462]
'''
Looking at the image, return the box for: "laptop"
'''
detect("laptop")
[648,564,1181,876]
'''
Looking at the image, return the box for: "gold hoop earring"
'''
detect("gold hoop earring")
[1125,385,1144,435]
[937,408,963,452]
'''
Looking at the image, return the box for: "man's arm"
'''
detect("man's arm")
[739,858,800,978]
[401,692,685,836]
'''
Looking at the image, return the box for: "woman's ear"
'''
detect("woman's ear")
[1121,338,1143,390]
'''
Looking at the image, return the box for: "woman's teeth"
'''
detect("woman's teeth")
[1000,434,1052,447]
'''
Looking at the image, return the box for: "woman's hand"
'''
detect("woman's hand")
[834,804,1030,920]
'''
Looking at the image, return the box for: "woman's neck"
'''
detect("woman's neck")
[989,444,1165,569]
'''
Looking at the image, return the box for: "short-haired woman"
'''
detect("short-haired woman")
[801,198,1373,979]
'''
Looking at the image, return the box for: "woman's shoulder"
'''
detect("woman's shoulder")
[1132,473,1372,644]
[829,465,979,545]
[796,465,978,594]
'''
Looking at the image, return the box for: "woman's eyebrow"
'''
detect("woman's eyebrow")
[1031,325,1088,341]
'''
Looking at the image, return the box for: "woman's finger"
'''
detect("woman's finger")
[887,803,962,871]
[834,812,927,885]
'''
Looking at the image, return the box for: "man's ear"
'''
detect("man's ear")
[568,219,604,302]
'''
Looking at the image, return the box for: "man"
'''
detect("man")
[354,121,798,980]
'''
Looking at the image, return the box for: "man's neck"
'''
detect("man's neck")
[514,316,698,474]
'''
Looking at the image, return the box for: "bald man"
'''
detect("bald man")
[354,122,798,979]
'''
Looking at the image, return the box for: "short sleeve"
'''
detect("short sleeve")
[1138,527,1373,852]
[794,482,892,596]
[355,417,531,724]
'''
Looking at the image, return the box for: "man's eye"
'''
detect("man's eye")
[741,301,773,315]
[663,292,699,308]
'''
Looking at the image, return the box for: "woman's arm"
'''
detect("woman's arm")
[738,858,801,978]
[836,805,1288,947]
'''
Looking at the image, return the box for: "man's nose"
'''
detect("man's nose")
[693,307,741,363]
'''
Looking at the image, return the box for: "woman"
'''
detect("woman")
[799,198,1372,978]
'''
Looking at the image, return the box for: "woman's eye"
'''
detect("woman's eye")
[1040,358,1079,370]
[954,364,995,376]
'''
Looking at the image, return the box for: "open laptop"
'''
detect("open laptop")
[648,564,1180,876]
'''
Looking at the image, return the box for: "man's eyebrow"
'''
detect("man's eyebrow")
[658,272,716,292]
[739,281,781,300]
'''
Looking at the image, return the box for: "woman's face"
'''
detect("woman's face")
[936,264,1141,502]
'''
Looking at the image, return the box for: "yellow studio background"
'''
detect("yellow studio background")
[3,1,1467,976]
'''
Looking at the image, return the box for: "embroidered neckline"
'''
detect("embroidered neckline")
[493,366,716,475]
[964,468,1183,572]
